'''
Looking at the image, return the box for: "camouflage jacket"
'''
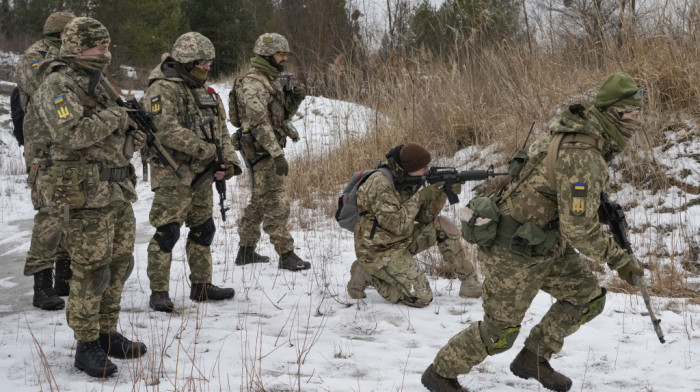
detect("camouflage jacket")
[16,39,61,168]
[144,57,240,189]
[233,68,302,158]
[497,105,631,269]
[26,60,137,209]
[354,169,446,266]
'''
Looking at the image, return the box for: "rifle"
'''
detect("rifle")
[599,192,665,344]
[191,118,230,221]
[279,71,296,91]
[395,165,508,204]
[116,96,181,179]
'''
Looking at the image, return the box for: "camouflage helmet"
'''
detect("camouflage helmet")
[43,11,76,35]
[253,33,290,56]
[60,17,110,56]
[172,32,215,64]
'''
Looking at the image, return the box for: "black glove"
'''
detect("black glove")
[273,154,289,176]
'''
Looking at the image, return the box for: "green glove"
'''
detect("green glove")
[292,86,306,102]
[417,183,443,202]
[450,182,462,196]
[273,154,289,176]
[617,257,643,286]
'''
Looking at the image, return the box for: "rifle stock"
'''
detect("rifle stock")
[395,165,508,204]
[600,192,665,344]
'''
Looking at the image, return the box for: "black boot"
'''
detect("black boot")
[278,251,311,271]
[149,291,174,313]
[190,283,235,301]
[510,347,572,392]
[421,364,469,392]
[54,256,72,296]
[99,332,146,359]
[235,246,270,265]
[75,339,118,378]
[33,269,65,310]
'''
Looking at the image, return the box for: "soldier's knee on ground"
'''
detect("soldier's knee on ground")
[579,287,607,325]
[153,222,181,252]
[188,218,216,246]
[479,321,521,355]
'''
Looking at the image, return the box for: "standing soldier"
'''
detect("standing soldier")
[15,11,76,310]
[144,32,242,313]
[231,33,310,271]
[421,72,645,392]
[26,17,147,377]
[349,143,482,307]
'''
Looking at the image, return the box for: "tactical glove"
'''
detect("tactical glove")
[273,154,289,176]
[449,182,462,196]
[291,86,306,102]
[616,256,644,286]
[224,162,243,179]
[417,183,443,202]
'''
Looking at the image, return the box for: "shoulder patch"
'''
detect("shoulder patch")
[150,96,161,114]
[571,182,587,215]
[31,61,39,67]
[53,95,73,122]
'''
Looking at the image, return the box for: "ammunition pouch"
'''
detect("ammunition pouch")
[494,215,560,260]
[461,196,500,247]
[42,161,98,209]
[508,149,529,178]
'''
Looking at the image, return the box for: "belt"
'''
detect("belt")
[99,165,130,181]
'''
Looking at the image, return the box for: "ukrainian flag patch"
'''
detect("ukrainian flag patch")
[31,61,39,67]
[53,95,72,122]
[150,95,161,114]
[571,182,587,215]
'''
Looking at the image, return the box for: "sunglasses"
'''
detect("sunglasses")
[605,85,644,109]
[194,59,213,66]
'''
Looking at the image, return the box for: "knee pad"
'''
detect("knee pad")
[479,321,521,356]
[580,287,607,325]
[153,222,181,252]
[188,217,216,247]
[121,256,135,283]
[93,266,111,295]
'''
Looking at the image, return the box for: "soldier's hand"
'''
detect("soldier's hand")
[448,182,462,196]
[224,162,242,179]
[617,256,644,286]
[290,86,306,102]
[132,129,146,151]
[273,154,289,176]
[214,163,226,180]
[417,183,443,202]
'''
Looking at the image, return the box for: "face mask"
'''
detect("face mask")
[75,52,112,71]
[607,105,642,138]
[189,66,209,83]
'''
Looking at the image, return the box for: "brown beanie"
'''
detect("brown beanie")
[43,12,76,35]
[399,142,431,172]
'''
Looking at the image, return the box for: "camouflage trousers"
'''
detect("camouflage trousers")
[24,208,70,275]
[359,216,475,304]
[238,157,293,255]
[147,184,214,291]
[63,202,135,342]
[432,242,602,379]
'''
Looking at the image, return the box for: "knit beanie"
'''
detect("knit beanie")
[60,17,110,56]
[43,11,76,35]
[399,143,431,172]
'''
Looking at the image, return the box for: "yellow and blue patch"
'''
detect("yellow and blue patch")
[571,182,587,215]
[150,95,161,114]
[53,95,72,121]
[31,61,39,67]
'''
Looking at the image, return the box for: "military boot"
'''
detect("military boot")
[510,347,572,392]
[459,275,482,298]
[421,364,469,392]
[74,339,118,378]
[235,246,270,265]
[346,260,371,299]
[99,332,146,359]
[32,269,65,310]
[54,256,72,296]
[278,251,311,271]
[149,291,174,313]
[190,283,235,301]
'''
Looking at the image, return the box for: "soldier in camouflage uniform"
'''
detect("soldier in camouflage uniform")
[421,72,645,392]
[350,143,482,307]
[230,33,310,271]
[144,32,242,313]
[25,17,147,378]
[16,11,76,310]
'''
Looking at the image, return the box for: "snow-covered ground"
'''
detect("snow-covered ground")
[0,67,699,391]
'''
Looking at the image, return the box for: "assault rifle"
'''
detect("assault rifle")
[191,118,230,221]
[117,96,181,179]
[599,192,665,344]
[395,165,508,204]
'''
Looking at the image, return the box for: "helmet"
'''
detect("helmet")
[253,33,290,56]
[43,11,76,35]
[60,17,110,56]
[172,32,215,64]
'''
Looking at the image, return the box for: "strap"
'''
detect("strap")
[545,132,604,189]
[244,73,275,94]
[99,165,131,181]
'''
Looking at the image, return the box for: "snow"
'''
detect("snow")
[0,75,699,392]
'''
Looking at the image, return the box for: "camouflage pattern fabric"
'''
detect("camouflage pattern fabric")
[235,65,304,255]
[43,11,76,35]
[354,170,476,304]
[25,51,137,340]
[144,52,240,290]
[146,185,214,290]
[23,211,70,276]
[253,33,290,56]
[430,105,631,379]
[59,17,110,56]
[64,202,135,342]
[172,32,215,64]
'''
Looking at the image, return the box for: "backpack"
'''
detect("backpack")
[335,167,392,232]
[10,86,25,146]
[228,73,274,128]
